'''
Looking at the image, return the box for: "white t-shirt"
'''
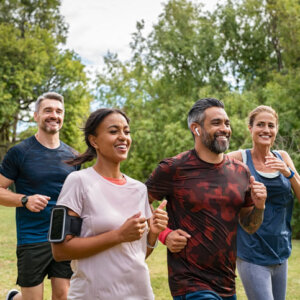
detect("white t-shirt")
[57,167,154,300]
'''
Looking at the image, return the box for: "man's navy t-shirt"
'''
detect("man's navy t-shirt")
[0,136,79,245]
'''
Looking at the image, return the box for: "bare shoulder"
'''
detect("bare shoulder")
[227,150,243,161]
[277,150,294,166]
[277,150,290,159]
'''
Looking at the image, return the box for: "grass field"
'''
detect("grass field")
[0,206,299,299]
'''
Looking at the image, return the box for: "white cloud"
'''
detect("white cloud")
[61,0,166,66]
[61,0,221,70]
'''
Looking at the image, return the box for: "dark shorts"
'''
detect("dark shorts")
[16,241,72,287]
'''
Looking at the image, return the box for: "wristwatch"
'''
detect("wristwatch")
[286,167,295,180]
[21,196,28,208]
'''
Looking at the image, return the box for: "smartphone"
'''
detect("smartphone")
[48,206,66,243]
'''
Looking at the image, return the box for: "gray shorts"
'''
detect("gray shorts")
[16,241,72,287]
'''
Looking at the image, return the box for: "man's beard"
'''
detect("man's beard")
[201,128,230,154]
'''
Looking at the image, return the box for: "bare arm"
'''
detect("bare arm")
[0,174,22,207]
[239,176,267,234]
[0,174,49,211]
[52,210,147,261]
[239,206,265,234]
[267,150,300,202]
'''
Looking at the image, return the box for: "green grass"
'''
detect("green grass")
[1,206,299,299]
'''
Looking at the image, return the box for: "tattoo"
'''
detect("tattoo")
[239,207,264,234]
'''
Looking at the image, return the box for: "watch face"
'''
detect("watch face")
[21,196,28,206]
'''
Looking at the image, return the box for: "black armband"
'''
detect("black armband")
[48,206,82,243]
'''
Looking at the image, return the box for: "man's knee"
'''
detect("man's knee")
[51,278,69,300]
[20,284,43,300]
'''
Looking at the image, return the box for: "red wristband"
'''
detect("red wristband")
[158,227,173,245]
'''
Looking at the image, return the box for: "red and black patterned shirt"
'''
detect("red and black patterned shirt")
[146,149,253,297]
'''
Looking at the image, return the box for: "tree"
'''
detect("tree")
[0,0,92,159]
[0,0,67,42]
[96,0,300,235]
[96,0,229,180]
[216,0,300,90]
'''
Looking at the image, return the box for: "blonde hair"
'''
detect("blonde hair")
[248,105,278,127]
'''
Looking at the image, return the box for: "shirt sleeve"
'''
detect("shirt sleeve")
[142,184,152,220]
[243,166,254,208]
[145,160,173,204]
[0,147,21,181]
[57,171,84,216]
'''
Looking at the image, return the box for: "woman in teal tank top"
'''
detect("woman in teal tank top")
[228,105,300,300]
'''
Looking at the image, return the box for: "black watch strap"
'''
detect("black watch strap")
[21,196,28,207]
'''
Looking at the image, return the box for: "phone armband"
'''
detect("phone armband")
[48,205,82,243]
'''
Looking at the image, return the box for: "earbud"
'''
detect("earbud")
[195,128,200,136]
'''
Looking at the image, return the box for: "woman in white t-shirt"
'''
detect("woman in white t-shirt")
[51,108,168,299]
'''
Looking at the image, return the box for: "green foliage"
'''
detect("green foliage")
[216,0,300,89]
[0,0,92,158]
[97,0,227,180]
[96,0,300,236]
[0,0,67,43]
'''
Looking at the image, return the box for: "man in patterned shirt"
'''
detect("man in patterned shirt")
[146,98,267,300]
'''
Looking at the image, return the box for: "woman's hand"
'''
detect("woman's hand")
[265,155,291,177]
[149,200,168,235]
[118,212,147,243]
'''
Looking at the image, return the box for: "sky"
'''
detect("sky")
[60,0,220,74]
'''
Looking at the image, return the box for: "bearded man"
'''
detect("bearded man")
[146,98,267,300]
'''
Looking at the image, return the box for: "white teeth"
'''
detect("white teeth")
[117,145,126,149]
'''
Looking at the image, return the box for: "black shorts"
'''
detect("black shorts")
[16,241,72,287]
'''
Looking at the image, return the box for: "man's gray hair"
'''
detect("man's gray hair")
[187,98,225,132]
[35,92,64,112]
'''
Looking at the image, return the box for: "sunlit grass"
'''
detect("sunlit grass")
[0,206,299,299]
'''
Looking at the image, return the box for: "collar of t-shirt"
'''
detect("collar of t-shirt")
[102,175,127,185]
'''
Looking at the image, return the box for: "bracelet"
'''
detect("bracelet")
[147,238,158,249]
[286,168,295,179]
[159,228,173,245]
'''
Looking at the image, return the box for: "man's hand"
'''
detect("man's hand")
[250,176,267,209]
[26,194,50,212]
[239,176,267,234]
[165,229,191,253]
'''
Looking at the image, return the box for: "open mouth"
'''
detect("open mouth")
[259,135,272,139]
[115,144,127,150]
[215,134,229,141]
[45,118,60,125]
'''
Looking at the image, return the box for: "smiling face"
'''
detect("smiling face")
[34,99,64,134]
[198,107,231,154]
[88,112,131,164]
[249,112,278,146]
